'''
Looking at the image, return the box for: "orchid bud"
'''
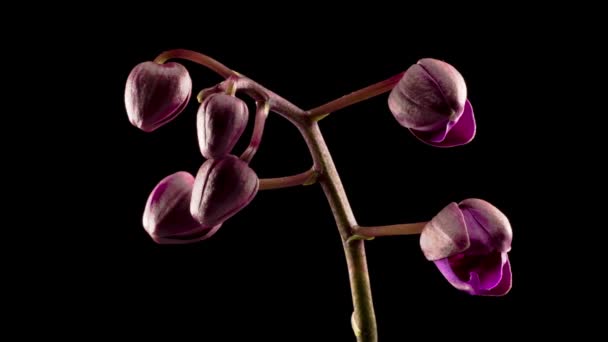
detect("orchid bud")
[190,155,259,227]
[197,93,249,159]
[388,58,475,147]
[420,199,512,296]
[143,171,220,244]
[125,61,192,132]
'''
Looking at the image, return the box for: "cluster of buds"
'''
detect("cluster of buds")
[126,61,258,244]
[124,50,513,323]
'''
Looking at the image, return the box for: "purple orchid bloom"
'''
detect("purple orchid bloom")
[388,58,475,147]
[197,93,249,159]
[190,155,259,228]
[420,198,512,296]
[125,61,192,132]
[143,171,220,244]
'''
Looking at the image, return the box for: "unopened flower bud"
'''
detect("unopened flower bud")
[125,61,192,132]
[388,58,475,147]
[143,172,220,244]
[190,155,259,227]
[197,93,249,159]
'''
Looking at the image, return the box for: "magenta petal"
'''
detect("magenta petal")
[460,198,513,253]
[461,210,494,255]
[482,258,512,296]
[409,99,475,148]
[434,258,474,293]
[468,252,505,291]
[410,119,453,143]
[436,252,511,296]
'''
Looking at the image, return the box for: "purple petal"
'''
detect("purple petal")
[481,258,512,296]
[409,99,476,148]
[434,252,510,296]
[434,258,474,293]
[420,203,470,261]
[461,209,494,255]
[466,252,505,291]
[460,198,512,253]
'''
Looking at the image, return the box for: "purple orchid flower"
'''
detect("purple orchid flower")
[190,155,259,228]
[420,198,512,296]
[197,93,249,159]
[388,58,476,147]
[125,61,192,132]
[143,172,220,244]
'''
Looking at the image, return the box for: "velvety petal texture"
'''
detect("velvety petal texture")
[388,58,475,147]
[420,198,512,296]
[197,93,249,159]
[190,155,259,227]
[125,61,192,132]
[143,172,220,244]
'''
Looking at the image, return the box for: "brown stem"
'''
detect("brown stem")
[229,79,378,340]
[308,72,404,118]
[298,122,377,341]
[258,169,318,190]
[240,101,270,163]
[354,222,427,237]
[154,49,236,79]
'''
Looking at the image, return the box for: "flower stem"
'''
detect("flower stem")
[240,101,270,163]
[353,222,427,237]
[258,169,318,190]
[308,72,405,119]
[298,122,377,341]
[226,76,378,340]
[196,85,222,103]
[154,49,237,79]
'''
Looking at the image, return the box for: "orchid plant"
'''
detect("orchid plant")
[125,49,513,341]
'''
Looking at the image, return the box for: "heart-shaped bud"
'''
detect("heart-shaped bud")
[197,93,249,158]
[125,61,192,132]
[388,58,475,147]
[143,171,221,244]
[190,155,259,227]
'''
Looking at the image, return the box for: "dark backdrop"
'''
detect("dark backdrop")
[55,12,576,341]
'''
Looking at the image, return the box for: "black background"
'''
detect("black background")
[45,10,586,341]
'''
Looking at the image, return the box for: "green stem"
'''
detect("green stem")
[308,72,404,119]
[240,101,270,163]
